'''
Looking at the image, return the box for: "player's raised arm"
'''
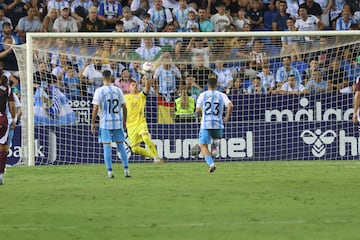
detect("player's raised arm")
[143,74,151,95]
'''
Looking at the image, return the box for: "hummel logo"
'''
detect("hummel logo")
[300,129,336,157]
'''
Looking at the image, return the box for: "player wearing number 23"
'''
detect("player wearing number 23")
[195,77,233,173]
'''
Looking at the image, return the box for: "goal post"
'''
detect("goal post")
[10,30,360,166]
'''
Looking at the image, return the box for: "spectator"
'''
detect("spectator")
[122,6,143,32]
[211,2,232,32]
[0,36,18,73]
[80,6,104,32]
[172,0,197,32]
[276,56,302,83]
[153,54,181,123]
[133,37,162,61]
[249,39,267,71]
[246,76,267,94]
[0,7,13,30]
[70,0,93,28]
[97,0,123,30]
[299,0,323,19]
[280,74,309,94]
[295,6,324,50]
[302,58,319,84]
[53,6,78,32]
[153,54,181,101]
[247,0,264,30]
[1,22,22,45]
[336,7,357,30]
[286,0,300,18]
[6,0,27,28]
[42,8,57,32]
[130,0,149,19]
[112,21,131,58]
[257,63,275,93]
[147,0,173,32]
[214,59,233,91]
[281,17,302,61]
[305,68,329,93]
[233,7,250,31]
[81,57,111,96]
[318,0,333,27]
[175,86,195,123]
[128,60,142,82]
[310,36,337,70]
[51,54,70,85]
[326,58,348,92]
[47,0,69,17]
[186,10,199,32]
[33,61,57,92]
[183,75,202,100]
[229,76,244,95]
[63,65,81,99]
[159,23,183,60]
[272,0,290,31]
[95,39,113,64]
[114,69,134,94]
[186,38,211,68]
[264,1,277,31]
[198,7,214,33]
[139,13,155,32]
[15,6,42,42]
[189,54,214,89]
[138,74,156,96]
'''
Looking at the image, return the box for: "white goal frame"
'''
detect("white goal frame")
[23,30,360,166]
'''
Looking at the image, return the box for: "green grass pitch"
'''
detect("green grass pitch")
[1,161,360,240]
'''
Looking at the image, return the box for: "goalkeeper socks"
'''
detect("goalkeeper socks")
[143,135,158,158]
[132,146,153,158]
[117,143,129,169]
[205,155,214,166]
[0,150,7,174]
[103,145,112,171]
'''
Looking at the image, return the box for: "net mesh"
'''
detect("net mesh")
[10,31,360,165]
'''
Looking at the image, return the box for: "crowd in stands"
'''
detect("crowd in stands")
[0,0,360,121]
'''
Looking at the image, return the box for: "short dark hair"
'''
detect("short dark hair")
[208,77,217,88]
[102,70,112,80]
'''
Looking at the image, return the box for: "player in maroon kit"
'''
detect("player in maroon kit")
[353,76,360,126]
[0,72,16,185]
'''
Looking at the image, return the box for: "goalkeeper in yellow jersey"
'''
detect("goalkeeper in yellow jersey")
[124,74,163,163]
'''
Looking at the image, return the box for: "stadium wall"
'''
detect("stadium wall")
[7,93,360,165]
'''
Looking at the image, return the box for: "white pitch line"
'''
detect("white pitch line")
[0,219,356,232]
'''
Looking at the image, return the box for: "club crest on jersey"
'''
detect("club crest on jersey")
[300,129,336,157]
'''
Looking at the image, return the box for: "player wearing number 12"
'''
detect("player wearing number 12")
[196,77,233,172]
[91,70,130,178]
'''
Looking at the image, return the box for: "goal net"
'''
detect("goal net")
[9,31,360,166]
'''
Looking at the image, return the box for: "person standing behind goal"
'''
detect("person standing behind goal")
[124,74,163,163]
[195,77,233,173]
[91,70,130,178]
[0,73,16,185]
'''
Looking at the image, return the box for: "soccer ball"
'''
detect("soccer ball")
[190,144,201,157]
[142,61,155,72]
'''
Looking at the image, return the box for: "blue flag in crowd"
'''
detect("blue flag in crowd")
[34,86,76,125]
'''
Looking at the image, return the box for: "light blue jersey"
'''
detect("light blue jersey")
[196,90,231,130]
[92,85,125,130]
